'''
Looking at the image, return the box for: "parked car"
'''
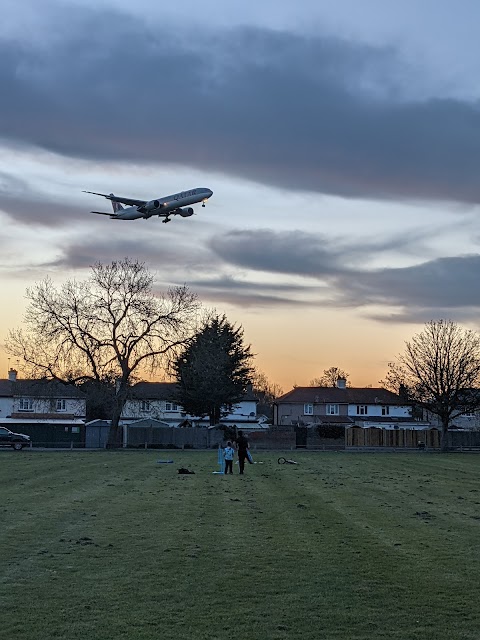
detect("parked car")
[0,427,31,450]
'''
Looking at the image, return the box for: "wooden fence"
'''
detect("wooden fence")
[346,427,440,449]
[126,425,223,449]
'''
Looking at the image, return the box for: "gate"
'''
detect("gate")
[295,426,307,448]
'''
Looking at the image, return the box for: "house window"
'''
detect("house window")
[56,399,66,412]
[356,405,368,415]
[381,406,390,416]
[165,402,179,412]
[18,398,33,412]
[72,426,80,434]
[327,404,339,415]
[304,403,313,415]
[141,400,151,412]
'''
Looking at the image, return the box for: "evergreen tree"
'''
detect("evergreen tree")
[173,314,254,425]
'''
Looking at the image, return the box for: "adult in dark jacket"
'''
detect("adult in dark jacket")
[236,430,249,475]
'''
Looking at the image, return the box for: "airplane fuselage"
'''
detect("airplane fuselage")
[85,186,213,221]
[115,187,212,220]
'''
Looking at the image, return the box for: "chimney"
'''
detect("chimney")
[336,377,346,389]
[8,369,17,382]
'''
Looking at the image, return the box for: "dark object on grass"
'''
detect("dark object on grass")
[278,457,298,465]
[157,460,174,464]
[178,468,195,474]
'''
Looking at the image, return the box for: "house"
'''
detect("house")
[436,411,480,430]
[121,381,259,429]
[0,369,86,447]
[423,392,480,431]
[0,376,15,419]
[86,381,259,448]
[273,378,428,430]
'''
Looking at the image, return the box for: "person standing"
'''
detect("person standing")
[224,441,235,475]
[236,430,249,475]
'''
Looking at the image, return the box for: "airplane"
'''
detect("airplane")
[83,187,213,223]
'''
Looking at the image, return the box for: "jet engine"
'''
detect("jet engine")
[177,207,194,217]
[144,199,161,211]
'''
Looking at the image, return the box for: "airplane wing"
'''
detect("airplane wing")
[83,191,147,207]
[91,211,113,216]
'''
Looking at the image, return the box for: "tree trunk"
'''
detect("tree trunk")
[440,417,450,452]
[107,380,129,448]
[107,411,123,448]
[209,406,220,426]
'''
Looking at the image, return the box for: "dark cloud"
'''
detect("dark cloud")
[183,287,315,309]
[206,230,480,322]
[208,228,431,277]
[47,226,480,322]
[2,6,480,203]
[0,194,87,228]
[0,171,89,227]
[183,275,324,308]
[47,231,222,275]
[209,230,345,276]
[333,255,480,310]
[367,307,480,325]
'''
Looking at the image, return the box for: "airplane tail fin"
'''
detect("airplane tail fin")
[110,194,124,214]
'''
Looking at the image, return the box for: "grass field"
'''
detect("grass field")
[1,450,480,640]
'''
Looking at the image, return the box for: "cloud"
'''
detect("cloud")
[2,5,480,204]
[209,230,345,276]
[208,228,432,277]
[47,226,480,323]
[206,230,480,322]
[47,230,223,275]
[333,255,480,311]
[183,275,326,308]
[0,170,90,227]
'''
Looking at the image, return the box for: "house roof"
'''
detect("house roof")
[130,381,257,402]
[12,380,86,399]
[0,379,85,399]
[276,387,405,405]
[0,380,13,397]
[130,382,178,400]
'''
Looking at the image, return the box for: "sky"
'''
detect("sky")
[1,0,480,391]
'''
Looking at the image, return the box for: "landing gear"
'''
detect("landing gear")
[202,199,207,208]
[162,217,171,224]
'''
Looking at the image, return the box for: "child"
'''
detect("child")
[224,441,235,475]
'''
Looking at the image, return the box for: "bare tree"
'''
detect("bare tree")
[310,366,350,387]
[6,259,200,446]
[251,369,283,421]
[382,320,480,451]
